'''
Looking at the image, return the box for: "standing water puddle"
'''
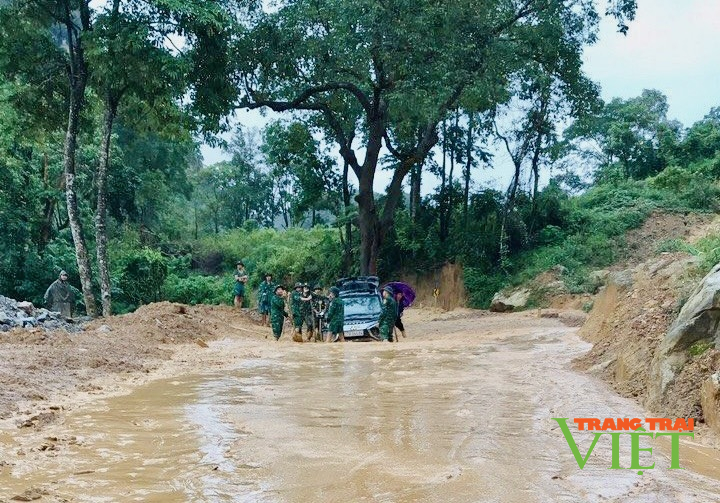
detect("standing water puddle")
[3,330,720,502]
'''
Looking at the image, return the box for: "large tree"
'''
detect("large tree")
[231,0,636,274]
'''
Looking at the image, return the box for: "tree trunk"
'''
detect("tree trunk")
[463,112,474,228]
[444,110,459,241]
[95,95,119,317]
[357,191,380,276]
[342,159,353,272]
[411,162,422,219]
[439,119,448,240]
[40,152,56,247]
[64,81,97,316]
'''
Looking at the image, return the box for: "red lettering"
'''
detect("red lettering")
[574,418,590,431]
[616,418,632,430]
[659,418,672,431]
[646,418,661,431]
[601,418,617,431]
[588,418,601,431]
[629,418,642,430]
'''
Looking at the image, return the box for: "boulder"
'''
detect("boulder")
[589,269,609,284]
[701,373,720,433]
[490,289,530,313]
[16,301,34,315]
[649,263,720,409]
[608,269,634,289]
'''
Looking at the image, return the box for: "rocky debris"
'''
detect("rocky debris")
[608,269,634,289]
[701,373,720,433]
[648,262,720,410]
[10,488,45,501]
[489,288,530,312]
[0,295,84,333]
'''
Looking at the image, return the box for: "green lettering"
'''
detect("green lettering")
[553,418,606,469]
[629,427,655,470]
[608,432,624,469]
[655,432,694,469]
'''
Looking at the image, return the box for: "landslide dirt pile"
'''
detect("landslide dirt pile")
[576,213,720,422]
[0,302,260,422]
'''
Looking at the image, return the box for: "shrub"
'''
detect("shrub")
[164,273,232,306]
[117,248,168,306]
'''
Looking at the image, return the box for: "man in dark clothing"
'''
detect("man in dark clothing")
[325,286,345,342]
[378,286,397,342]
[258,273,275,327]
[270,285,289,341]
[44,270,75,318]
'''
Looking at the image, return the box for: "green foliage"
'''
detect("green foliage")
[464,269,505,310]
[690,235,720,275]
[689,340,713,357]
[117,248,168,307]
[192,227,342,286]
[163,274,232,306]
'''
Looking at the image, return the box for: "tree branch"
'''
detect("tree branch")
[238,81,372,115]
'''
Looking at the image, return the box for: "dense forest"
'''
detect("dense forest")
[1,0,719,316]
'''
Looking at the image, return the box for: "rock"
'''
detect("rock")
[588,269,609,285]
[701,373,720,433]
[0,311,10,324]
[649,263,720,410]
[551,265,567,275]
[10,489,43,501]
[96,324,112,333]
[16,301,34,315]
[490,289,530,312]
[545,281,567,294]
[608,269,634,289]
[195,338,209,348]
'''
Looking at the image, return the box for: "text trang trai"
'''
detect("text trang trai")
[552,417,694,473]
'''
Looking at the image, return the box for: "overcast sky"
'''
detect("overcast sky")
[200,1,720,194]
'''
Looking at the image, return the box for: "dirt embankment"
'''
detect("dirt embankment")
[576,212,720,422]
[0,302,263,428]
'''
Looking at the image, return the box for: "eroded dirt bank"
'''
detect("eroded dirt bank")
[2,309,720,502]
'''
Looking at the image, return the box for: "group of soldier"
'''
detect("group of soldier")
[255,273,344,343]
[235,262,406,343]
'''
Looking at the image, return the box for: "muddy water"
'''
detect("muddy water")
[3,317,720,502]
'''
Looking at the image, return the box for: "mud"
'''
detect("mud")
[2,309,720,501]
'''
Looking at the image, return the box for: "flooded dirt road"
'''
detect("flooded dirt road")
[2,311,720,502]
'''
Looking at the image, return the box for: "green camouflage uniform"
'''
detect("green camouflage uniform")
[326,297,344,336]
[258,280,275,314]
[290,290,304,330]
[378,295,398,342]
[270,293,288,340]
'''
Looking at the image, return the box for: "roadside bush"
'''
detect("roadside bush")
[163,273,232,306]
[117,248,168,306]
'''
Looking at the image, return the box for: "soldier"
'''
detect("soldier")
[270,285,289,341]
[289,282,307,342]
[43,270,75,318]
[301,284,316,342]
[378,286,398,342]
[325,286,345,343]
[233,261,249,309]
[257,273,275,327]
[311,285,328,337]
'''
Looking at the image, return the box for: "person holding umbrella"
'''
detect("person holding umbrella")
[385,281,415,341]
[394,291,407,339]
